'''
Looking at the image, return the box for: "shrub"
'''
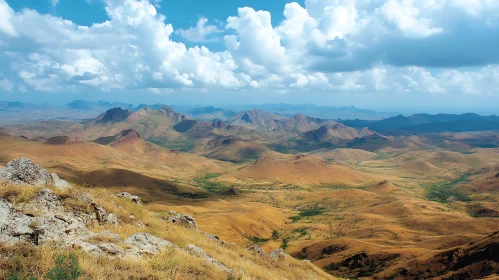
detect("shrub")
[281,238,289,249]
[45,253,81,280]
[272,230,279,240]
[5,270,37,280]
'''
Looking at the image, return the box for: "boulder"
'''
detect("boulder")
[2,158,54,186]
[0,189,91,246]
[248,244,265,256]
[116,192,142,205]
[0,198,11,228]
[92,203,118,225]
[124,233,173,257]
[166,210,198,230]
[51,173,72,189]
[268,248,290,260]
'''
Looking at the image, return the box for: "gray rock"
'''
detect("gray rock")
[267,248,290,260]
[0,188,91,246]
[185,244,232,272]
[204,233,228,246]
[0,198,11,229]
[124,233,173,256]
[51,173,72,189]
[2,158,54,186]
[248,244,265,255]
[72,240,103,255]
[98,243,125,256]
[93,203,118,225]
[166,210,198,230]
[0,212,36,244]
[116,192,142,205]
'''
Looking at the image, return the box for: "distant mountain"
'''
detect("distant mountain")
[86,107,133,124]
[0,101,43,111]
[231,109,287,132]
[339,113,499,133]
[133,103,167,111]
[303,121,376,142]
[233,104,398,121]
[186,106,236,120]
[66,100,134,110]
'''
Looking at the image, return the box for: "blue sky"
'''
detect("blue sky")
[0,0,499,113]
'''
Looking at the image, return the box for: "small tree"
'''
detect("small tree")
[272,230,279,240]
[45,253,81,280]
[281,238,289,249]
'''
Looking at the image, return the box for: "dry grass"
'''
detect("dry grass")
[0,182,40,204]
[0,182,334,280]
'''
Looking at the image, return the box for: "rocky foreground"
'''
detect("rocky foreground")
[0,158,331,279]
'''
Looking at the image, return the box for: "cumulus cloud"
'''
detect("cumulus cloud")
[0,0,498,97]
[177,17,223,43]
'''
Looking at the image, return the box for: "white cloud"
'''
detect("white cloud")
[379,0,442,38]
[50,0,59,8]
[0,0,498,98]
[0,78,13,91]
[177,17,223,43]
[0,0,17,36]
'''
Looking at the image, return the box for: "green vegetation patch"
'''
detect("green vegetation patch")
[249,236,270,244]
[195,173,228,193]
[425,175,471,204]
[291,209,324,222]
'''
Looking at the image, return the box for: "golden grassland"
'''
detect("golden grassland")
[2,135,499,278]
[0,182,334,280]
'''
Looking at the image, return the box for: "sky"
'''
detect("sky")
[0,0,499,114]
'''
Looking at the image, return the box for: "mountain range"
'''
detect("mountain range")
[339,113,499,133]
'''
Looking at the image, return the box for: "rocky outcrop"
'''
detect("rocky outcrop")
[0,187,173,259]
[186,244,232,272]
[0,158,71,189]
[92,203,118,225]
[51,173,71,189]
[0,188,91,246]
[116,192,142,205]
[268,248,290,260]
[248,244,265,256]
[164,210,198,230]
[204,233,233,246]
[124,233,173,257]
[0,198,12,228]
[1,158,53,186]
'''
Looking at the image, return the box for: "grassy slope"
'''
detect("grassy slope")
[0,182,333,280]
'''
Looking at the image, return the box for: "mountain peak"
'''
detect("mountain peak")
[158,106,188,122]
[93,107,132,123]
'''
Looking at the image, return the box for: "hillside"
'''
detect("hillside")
[224,155,374,187]
[0,158,331,280]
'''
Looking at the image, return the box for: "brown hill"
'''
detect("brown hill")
[227,155,373,187]
[44,136,86,145]
[316,148,378,162]
[303,121,376,142]
[282,114,322,133]
[231,109,287,132]
[390,231,499,279]
[93,129,141,146]
[202,136,275,163]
